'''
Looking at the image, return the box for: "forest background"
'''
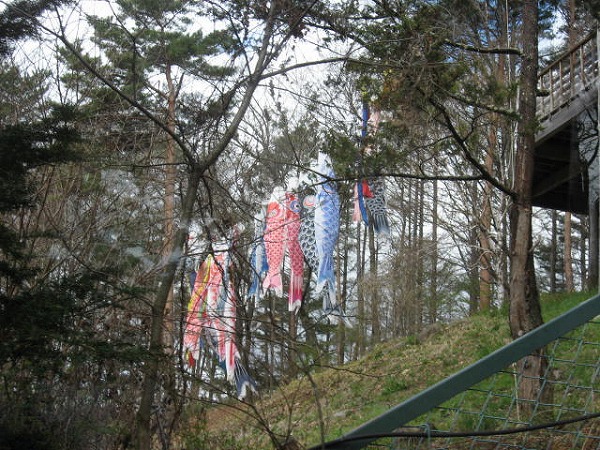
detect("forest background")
[0,0,598,449]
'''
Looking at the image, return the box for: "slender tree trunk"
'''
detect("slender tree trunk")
[158,64,194,448]
[497,0,512,310]
[499,195,511,307]
[564,212,574,292]
[356,220,366,357]
[551,210,558,293]
[336,250,346,364]
[469,229,480,315]
[476,0,509,311]
[415,179,424,332]
[407,178,420,333]
[269,294,276,389]
[395,181,407,334]
[163,64,177,349]
[134,165,202,449]
[368,221,380,343]
[509,0,549,410]
[562,0,576,295]
[137,59,181,450]
[337,196,350,364]
[288,311,297,379]
[588,199,598,290]
[163,63,177,348]
[429,177,438,323]
[479,119,497,310]
[578,215,588,289]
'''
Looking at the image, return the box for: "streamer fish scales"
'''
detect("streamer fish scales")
[298,191,319,273]
[314,154,340,311]
[262,187,287,296]
[364,177,390,236]
[285,192,304,313]
[298,190,334,313]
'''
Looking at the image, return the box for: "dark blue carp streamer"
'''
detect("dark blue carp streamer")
[354,102,391,236]
[364,177,390,236]
[247,206,269,301]
[356,101,370,225]
[314,153,341,313]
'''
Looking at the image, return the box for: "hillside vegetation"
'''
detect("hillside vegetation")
[179,291,596,449]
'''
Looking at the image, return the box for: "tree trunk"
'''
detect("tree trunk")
[134,10,280,444]
[368,221,380,343]
[469,223,480,316]
[337,196,351,364]
[429,177,438,323]
[578,215,588,289]
[497,0,512,310]
[269,293,276,389]
[551,210,558,293]
[479,129,495,310]
[500,194,511,308]
[588,199,598,290]
[562,0,576,295]
[134,165,202,449]
[479,170,493,309]
[564,212,574,292]
[163,63,177,350]
[415,179,424,332]
[468,182,480,315]
[356,220,366,357]
[509,0,549,411]
[288,311,298,379]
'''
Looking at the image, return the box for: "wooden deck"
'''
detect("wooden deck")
[537,32,598,142]
[533,31,598,214]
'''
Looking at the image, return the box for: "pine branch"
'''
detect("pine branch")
[423,89,516,199]
[444,40,522,56]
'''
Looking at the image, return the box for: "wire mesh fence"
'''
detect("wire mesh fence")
[374,317,600,449]
[317,295,600,450]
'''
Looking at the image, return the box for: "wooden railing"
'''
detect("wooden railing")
[537,31,598,121]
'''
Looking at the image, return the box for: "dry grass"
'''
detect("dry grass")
[175,311,511,449]
[178,292,595,449]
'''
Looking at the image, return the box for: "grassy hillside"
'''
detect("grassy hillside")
[179,291,596,449]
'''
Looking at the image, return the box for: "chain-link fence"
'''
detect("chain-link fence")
[315,295,600,450]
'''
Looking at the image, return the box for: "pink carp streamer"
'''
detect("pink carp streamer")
[184,234,257,400]
[260,187,306,313]
[285,191,304,313]
[183,255,212,366]
[254,154,347,322]
[262,187,287,297]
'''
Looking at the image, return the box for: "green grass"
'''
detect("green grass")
[180,291,599,449]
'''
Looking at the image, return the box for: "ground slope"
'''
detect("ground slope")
[179,291,593,449]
